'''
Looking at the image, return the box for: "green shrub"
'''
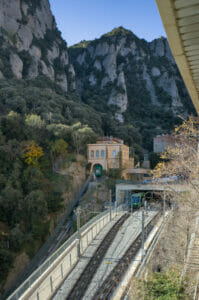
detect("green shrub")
[0,38,14,78]
[0,249,13,283]
[18,50,32,77]
[9,226,24,252]
[142,270,188,299]
[108,168,122,179]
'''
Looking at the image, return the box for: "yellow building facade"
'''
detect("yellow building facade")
[87,137,134,173]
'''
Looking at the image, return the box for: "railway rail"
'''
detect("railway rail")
[66,213,130,300]
[92,211,160,300]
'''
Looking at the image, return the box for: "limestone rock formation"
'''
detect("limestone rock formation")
[0,4,195,146]
[69,27,194,123]
[0,0,74,92]
[10,53,23,79]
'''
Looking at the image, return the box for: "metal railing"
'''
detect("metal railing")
[8,206,121,300]
[8,232,79,300]
[4,175,92,300]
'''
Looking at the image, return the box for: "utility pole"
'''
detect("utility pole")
[74,207,81,257]
[131,192,133,215]
[109,190,112,221]
[141,207,145,261]
[163,190,166,218]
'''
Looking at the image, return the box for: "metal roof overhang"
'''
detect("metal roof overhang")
[156,0,199,114]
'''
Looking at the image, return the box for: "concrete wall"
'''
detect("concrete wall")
[10,210,118,300]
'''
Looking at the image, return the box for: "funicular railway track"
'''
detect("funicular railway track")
[92,211,161,300]
[67,213,130,300]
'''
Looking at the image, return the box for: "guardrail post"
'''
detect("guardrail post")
[61,264,63,279]
[37,291,39,300]
[163,190,166,218]
[76,239,80,257]
[50,276,53,293]
[109,190,112,221]
[74,207,81,257]
[141,208,145,261]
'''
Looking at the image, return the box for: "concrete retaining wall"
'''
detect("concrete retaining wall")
[112,212,169,300]
[9,209,118,300]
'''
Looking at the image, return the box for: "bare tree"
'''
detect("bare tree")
[137,117,199,298]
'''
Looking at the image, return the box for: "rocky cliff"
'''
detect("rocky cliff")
[0,3,196,151]
[69,27,195,125]
[0,0,75,91]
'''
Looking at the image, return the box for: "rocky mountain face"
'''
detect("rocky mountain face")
[0,1,195,150]
[69,27,194,125]
[0,0,75,91]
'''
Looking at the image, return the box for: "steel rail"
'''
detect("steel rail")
[92,212,161,300]
[66,213,130,300]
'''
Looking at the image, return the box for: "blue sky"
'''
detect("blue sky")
[49,0,166,46]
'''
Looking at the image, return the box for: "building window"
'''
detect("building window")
[91,150,94,158]
[96,150,99,158]
[113,149,117,157]
[101,150,105,158]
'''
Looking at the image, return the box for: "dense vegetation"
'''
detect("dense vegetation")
[134,270,188,299]
[0,76,143,156]
[0,75,143,291]
[0,76,99,290]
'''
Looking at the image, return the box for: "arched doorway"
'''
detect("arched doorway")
[93,164,103,177]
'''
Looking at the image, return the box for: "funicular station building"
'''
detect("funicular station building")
[87,137,134,176]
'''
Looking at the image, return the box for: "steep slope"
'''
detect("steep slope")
[0,2,102,296]
[0,0,103,130]
[0,0,75,91]
[69,27,195,149]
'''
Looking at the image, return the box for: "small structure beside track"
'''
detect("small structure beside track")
[116,182,186,204]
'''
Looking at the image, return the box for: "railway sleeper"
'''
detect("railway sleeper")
[92,212,161,300]
[67,213,130,300]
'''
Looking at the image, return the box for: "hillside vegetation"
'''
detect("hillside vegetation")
[0,77,99,294]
